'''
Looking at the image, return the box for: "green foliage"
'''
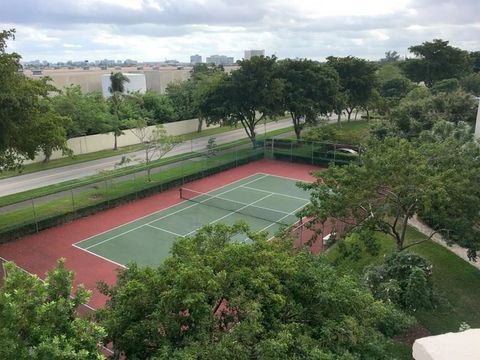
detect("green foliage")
[470,51,480,73]
[385,88,477,139]
[203,56,284,146]
[0,29,69,170]
[299,138,449,251]
[97,223,413,359]
[166,79,197,121]
[431,78,460,94]
[327,56,378,119]
[141,90,175,124]
[364,252,435,311]
[381,78,413,99]
[0,259,105,359]
[52,85,113,137]
[277,59,339,139]
[461,72,480,96]
[402,39,472,87]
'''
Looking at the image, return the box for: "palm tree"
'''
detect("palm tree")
[108,72,129,150]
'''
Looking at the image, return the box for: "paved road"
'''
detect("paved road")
[0,118,294,197]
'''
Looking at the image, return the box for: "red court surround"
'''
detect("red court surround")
[0,160,321,308]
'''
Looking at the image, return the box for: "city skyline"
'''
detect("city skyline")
[1,0,479,62]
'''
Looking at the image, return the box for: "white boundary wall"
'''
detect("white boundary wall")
[26,118,216,164]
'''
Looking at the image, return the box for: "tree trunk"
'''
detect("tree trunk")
[337,112,342,128]
[114,134,118,150]
[346,109,353,121]
[354,109,359,120]
[398,215,410,250]
[197,118,203,133]
[366,108,370,121]
[292,114,301,140]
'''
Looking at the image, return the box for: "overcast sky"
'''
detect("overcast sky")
[1,0,479,62]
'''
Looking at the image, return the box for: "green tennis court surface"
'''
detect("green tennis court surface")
[74,173,310,267]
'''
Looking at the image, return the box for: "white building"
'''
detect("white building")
[244,49,265,60]
[206,55,234,66]
[101,73,147,98]
[190,54,202,64]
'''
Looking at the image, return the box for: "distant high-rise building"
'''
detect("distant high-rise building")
[206,55,234,66]
[190,54,202,64]
[244,49,265,60]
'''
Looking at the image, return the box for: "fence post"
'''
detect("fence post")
[290,141,293,162]
[311,141,314,164]
[31,198,39,233]
[70,189,75,212]
[133,172,137,199]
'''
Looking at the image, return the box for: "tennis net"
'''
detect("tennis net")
[179,187,300,226]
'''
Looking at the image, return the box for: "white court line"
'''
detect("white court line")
[72,244,127,269]
[239,185,308,202]
[257,172,314,184]
[81,174,270,250]
[74,173,268,248]
[183,193,275,237]
[146,224,184,237]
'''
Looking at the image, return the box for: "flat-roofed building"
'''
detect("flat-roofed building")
[244,49,265,60]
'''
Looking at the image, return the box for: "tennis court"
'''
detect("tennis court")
[74,173,310,267]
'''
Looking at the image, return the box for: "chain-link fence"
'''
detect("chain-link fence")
[262,138,361,166]
[0,142,263,242]
[0,138,359,243]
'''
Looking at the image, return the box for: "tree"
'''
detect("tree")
[364,252,435,311]
[203,56,284,147]
[166,80,197,121]
[108,72,130,150]
[277,59,339,139]
[470,51,480,73]
[380,50,401,64]
[0,259,105,359]
[431,78,460,94]
[97,222,413,359]
[402,39,471,87]
[461,72,480,96]
[141,90,175,124]
[298,138,450,251]
[129,120,182,181]
[0,29,70,170]
[327,56,378,122]
[191,65,226,132]
[52,85,113,138]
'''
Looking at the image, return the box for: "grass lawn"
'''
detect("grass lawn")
[0,125,295,208]
[0,118,290,180]
[325,226,480,359]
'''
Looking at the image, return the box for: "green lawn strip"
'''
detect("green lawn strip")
[0,149,260,233]
[405,227,480,334]
[0,117,291,180]
[325,227,480,336]
[0,126,295,208]
[0,143,148,179]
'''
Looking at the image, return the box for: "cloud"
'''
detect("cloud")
[0,0,478,62]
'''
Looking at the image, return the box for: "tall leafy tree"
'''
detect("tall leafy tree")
[299,138,450,252]
[165,80,197,121]
[108,72,130,150]
[0,259,105,359]
[0,29,69,170]
[203,56,284,147]
[402,39,471,87]
[52,85,113,137]
[277,59,339,139]
[141,90,175,124]
[97,223,413,359]
[326,56,378,122]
